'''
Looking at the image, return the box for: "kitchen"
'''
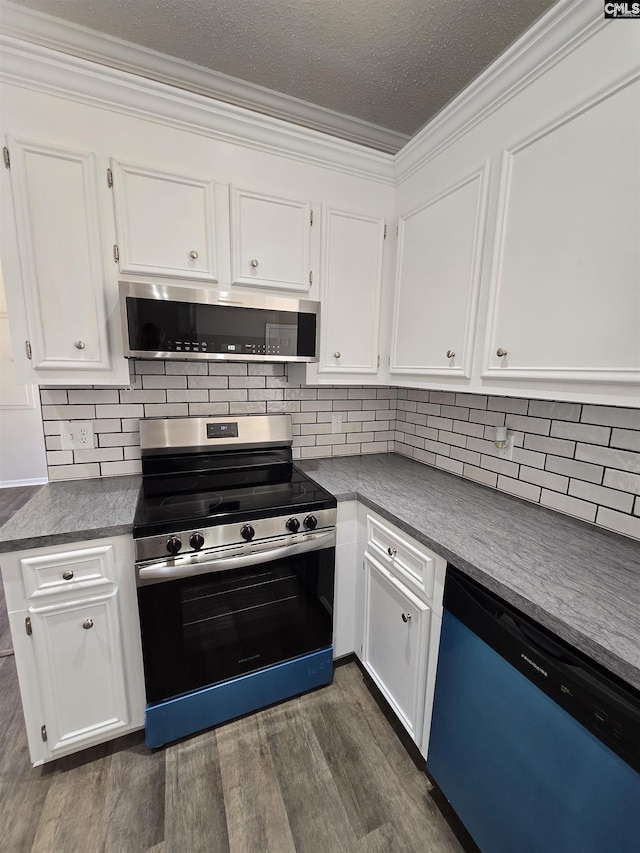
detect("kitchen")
[0,0,639,850]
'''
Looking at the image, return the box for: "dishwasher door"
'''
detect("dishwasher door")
[426,567,640,853]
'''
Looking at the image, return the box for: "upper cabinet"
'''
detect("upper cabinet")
[390,166,489,382]
[482,79,640,388]
[110,160,223,283]
[0,136,129,386]
[317,206,385,375]
[230,187,312,292]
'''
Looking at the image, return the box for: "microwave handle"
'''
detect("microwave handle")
[137,529,335,584]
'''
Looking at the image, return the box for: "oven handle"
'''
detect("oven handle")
[137,529,336,583]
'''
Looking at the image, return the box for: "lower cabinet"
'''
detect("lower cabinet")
[363,552,430,743]
[357,506,446,757]
[1,535,145,765]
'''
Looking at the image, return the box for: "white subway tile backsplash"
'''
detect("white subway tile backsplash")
[575,444,640,473]
[550,421,610,445]
[568,480,633,513]
[603,469,640,495]
[540,490,597,523]
[496,476,541,503]
[581,406,640,430]
[39,367,638,540]
[595,507,640,539]
[505,414,551,436]
[611,428,640,452]
[524,434,575,458]
[544,455,603,484]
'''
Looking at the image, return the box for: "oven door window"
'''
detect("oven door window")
[137,547,334,704]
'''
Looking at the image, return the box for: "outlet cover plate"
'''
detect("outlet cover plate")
[60,421,95,450]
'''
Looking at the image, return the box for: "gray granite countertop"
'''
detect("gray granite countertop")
[1,455,639,692]
[299,454,640,692]
[0,475,141,551]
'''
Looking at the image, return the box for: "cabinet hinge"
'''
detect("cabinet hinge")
[106,167,113,188]
[25,340,32,360]
[383,223,387,239]
[113,244,119,263]
[41,724,47,742]
[309,270,313,286]
[25,616,32,636]
[377,354,380,367]
[396,225,399,237]
[310,209,314,226]
[3,146,10,169]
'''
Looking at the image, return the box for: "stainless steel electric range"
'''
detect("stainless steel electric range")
[132,414,337,748]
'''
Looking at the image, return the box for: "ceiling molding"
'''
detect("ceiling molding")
[0,35,396,185]
[0,0,409,155]
[395,0,605,183]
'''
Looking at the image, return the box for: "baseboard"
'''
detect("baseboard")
[0,477,48,489]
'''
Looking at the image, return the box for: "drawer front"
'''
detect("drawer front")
[20,544,115,600]
[367,515,440,602]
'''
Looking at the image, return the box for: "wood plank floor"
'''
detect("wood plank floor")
[0,652,465,853]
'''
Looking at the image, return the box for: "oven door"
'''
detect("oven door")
[136,535,335,704]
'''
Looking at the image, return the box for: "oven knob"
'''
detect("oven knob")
[189,532,205,551]
[286,517,300,533]
[166,536,182,555]
[241,524,255,541]
[304,515,318,530]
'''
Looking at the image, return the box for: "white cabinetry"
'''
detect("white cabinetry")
[482,79,640,387]
[1,535,145,766]
[0,136,129,385]
[391,166,489,382]
[358,507,445,755]
[317,206,385,376]
[111,160,226,283]
[230,186,312,291]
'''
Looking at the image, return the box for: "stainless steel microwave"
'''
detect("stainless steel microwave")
[119,280,319,362]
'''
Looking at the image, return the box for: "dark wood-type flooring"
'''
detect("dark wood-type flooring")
[0,651,464,853]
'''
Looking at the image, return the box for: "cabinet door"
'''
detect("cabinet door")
[483,79,640,386]
[318,207,384,374]
[30,591,130,756]
[111,160,220,282]
[390,166,489,379]
[230,187,311,291]
[5,136,112,372]
[362,552,430,743]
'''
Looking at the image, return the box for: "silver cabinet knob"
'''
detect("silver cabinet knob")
[401,613,412,623]
[189,250,199,260]
[74,340,85,350]
[496,348,508,358]
[333,351,341,359]
[446,350,456,359]
[62,570,74,581]
[82,618,93,630]
[387,547,396,557]
[250,259,259,268]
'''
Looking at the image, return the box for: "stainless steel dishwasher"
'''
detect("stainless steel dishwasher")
[427,566,640,853]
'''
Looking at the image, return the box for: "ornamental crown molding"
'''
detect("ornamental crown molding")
[394,0,606,184]
[0,0,407,156]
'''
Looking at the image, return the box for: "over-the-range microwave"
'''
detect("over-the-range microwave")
[119,280,319,362]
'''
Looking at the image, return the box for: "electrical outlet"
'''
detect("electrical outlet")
[60,421,95,450]
[331,413,343,434]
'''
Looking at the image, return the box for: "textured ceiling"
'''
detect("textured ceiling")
[7,0,557,144]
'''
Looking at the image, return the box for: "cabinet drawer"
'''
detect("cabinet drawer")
[366,515,443,604]
[20,544,116,600]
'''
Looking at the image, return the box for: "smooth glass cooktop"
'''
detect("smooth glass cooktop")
[133,466,335,537]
